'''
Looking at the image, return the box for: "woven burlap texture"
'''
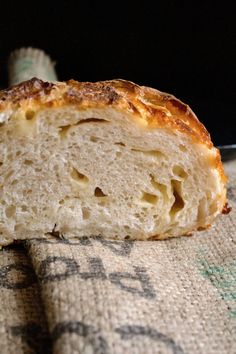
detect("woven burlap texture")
[0,160,235,354]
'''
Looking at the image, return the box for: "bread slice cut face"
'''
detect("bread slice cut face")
[0,78,227,245]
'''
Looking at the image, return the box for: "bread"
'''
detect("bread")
[0,78,228,245]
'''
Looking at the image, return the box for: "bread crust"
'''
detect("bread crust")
[0,77,226,185]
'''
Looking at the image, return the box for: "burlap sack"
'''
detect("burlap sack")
[8,48,57,86]
[0,160,235,354]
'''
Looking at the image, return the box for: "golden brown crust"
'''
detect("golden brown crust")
[0,78,211,146]
[0,77,226,184]
[0,78,54,104]
[148,224,213,240]
[222,202,232,214]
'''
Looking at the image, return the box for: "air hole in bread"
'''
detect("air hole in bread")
[172,165,188,179]
[23,189,32,196]
[131,148,165,158]
[179,144,187,152]
[59,125,71,138]
[94,187,107,197]
[82,207,90,220]
[5,205,16,218]
[0,162,3,167]
[90,136,99,142]
[25,110,35,120]
[0,122,5,127]
[77,118,109,125]
[21,205,28,212]
[124,235,131,239]
[24,159,33,165]
[114,142,126,146]
[150,174,167,196]
[71,167,89,185]
[170,180,184,214]
[124,225,130,230]
[141,191,158,205]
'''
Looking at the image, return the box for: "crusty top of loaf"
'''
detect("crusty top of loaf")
[0,77,226,182]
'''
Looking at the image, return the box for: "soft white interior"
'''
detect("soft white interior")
[0,106,224,244]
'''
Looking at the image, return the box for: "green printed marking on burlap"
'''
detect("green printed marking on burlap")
[196,248,236,318]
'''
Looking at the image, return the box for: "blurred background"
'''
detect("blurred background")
[0,1,235,145]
